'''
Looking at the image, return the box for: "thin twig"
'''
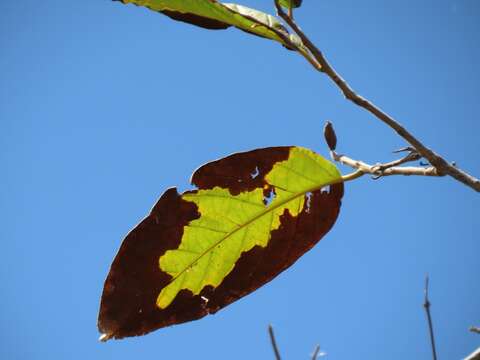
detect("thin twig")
[274,0,480,192]
[371,152,421,174]
[424,275,438,360]
[465,348,480,360]
[311,345,321,360]
[470,326,480,334]
[324,121,435,179]
[331,151,439,179]
[268,324,282,360]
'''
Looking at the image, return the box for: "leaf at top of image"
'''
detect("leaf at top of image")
[98,146,344,340]
[279,0,303,9]
[113,0,304,49]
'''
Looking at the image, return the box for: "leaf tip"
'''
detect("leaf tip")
[99,333,112,342]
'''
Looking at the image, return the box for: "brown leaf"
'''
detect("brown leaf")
[98,147,343,340]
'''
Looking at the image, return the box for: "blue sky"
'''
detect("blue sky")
[1,0,479,359]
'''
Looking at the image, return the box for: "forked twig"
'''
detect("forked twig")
[331,151,438,179]
[274,0,480,192]
[311,344,321,360]
[424,275,438,360]
[268,325,325,359]
[371,151,421,175]
[323,121,439,180]
[268,324,282,360]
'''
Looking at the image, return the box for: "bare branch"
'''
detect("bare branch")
[323,121,436,179]
[465,327,480,359]
[268,324,282,360]
[330,150,439,179]
[424,275,438,360]
[465,348,480,360]
[371,151,421,174]
[274,0,480,192]
[470,326,480,335]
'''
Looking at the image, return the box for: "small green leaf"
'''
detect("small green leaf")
[113,0,303,49]
[279,0,303,9]
[98,146,344,340]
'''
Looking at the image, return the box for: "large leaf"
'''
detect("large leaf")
[98,146,344,340]
[113,0,304,49]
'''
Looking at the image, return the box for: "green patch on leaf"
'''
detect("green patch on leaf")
[98,146,344,340]
[279,0,303,9]
[157,147,339,308]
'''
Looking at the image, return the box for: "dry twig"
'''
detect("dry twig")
[424,275,438,360]
[323,121,439,180]
[274,0,480,192]
[465,348,480,360]
[311,344,321,360]
[268,325,325,359]
[331,151,438,179]
[268,324,282,360]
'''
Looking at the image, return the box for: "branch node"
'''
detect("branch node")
[330,145,438,180]
[393,146,415,154]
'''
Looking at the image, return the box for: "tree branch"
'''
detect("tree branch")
[324,120,440,180]
[331,151,439,179]
[311,345,321,360]
[268,324,282,360]
[470,326,480,335]
[423,275,438,360]
[465,348,480,360]
[274,0,480,192]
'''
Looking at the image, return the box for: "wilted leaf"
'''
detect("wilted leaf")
[98,146,344,340]
[113,0,304,49]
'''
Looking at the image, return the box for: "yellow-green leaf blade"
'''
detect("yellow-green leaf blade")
[115,0,302,48]
[157,147,341,309]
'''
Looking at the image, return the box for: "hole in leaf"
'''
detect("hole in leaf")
[263,187,276,206]
[321,185,331,194]
[305,192,312,213]
[250,166,260,179]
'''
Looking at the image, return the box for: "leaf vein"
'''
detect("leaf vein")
[187,224,228,234]
[187,193,264,208]
[276,163,318,184]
